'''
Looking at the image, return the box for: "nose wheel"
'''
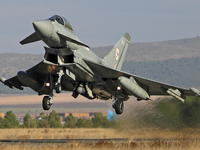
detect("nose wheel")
[42,96,52,110]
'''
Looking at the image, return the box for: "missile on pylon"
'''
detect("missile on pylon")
[118,76,150,100]
[166,88,185,103]
[190,87,200,97]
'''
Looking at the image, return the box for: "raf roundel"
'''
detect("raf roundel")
[116,47,120,61]
[82,46,90,52]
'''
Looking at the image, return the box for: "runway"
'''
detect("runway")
[0,138,198,143]
[0,138,128,143]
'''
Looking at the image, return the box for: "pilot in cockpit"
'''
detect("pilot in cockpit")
[48,15,74,31]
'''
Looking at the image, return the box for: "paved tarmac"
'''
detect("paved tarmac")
[0,138,198,144]
[0,138,128,143]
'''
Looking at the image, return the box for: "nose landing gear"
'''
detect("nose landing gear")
[42,75,54,111]
[42,68,64,111]
[42,96,52,110]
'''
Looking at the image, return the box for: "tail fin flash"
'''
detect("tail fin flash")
[104,33,130,70]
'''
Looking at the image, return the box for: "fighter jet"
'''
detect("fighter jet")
[1,15,200,115]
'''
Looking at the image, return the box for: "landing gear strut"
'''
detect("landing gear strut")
[112,87,124,115]
[42,75,53,111]
[55,68,64,93]
[42,67,65,110]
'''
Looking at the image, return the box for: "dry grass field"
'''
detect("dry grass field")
[0,128,128,139]
[0,128,200,149]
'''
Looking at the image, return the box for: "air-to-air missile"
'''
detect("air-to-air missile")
[166,88,185,103]
[190,87,200,97]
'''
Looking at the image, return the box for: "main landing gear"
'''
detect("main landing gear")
[55,83,62,93]
[112,86,124,114]
[112,100,124,114]
[55,68,64,93]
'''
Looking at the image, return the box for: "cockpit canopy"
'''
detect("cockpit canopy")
[48,15,74,31]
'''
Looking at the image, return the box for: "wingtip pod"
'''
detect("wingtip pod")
[0,77,6,83]
[123,33,131,41]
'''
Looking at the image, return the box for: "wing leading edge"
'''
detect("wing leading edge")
[83,58,195,97]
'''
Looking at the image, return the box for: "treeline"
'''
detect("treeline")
[1,96,200,130]
[153,96,200,128]
[117,96,200,130]
[0,110,114,128]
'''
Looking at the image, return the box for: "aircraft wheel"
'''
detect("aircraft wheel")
[55,83,62,93]
[115,100,124,115]
[42,96,51,110]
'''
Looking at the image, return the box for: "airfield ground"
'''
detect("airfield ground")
[0,94,200,149]
[0,128,200,149]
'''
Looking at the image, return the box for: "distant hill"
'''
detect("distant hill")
[123,57,200,88]
[0,37,200,94]
[93,36,200,61]
[0,53,43,78]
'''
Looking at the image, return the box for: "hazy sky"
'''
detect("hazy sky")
[0,1,200,54]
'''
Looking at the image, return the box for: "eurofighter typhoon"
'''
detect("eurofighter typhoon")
[1,15,200,114]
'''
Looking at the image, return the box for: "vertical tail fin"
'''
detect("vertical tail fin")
[103,33,130,70]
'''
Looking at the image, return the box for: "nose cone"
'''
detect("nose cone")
[33,20,53,39]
